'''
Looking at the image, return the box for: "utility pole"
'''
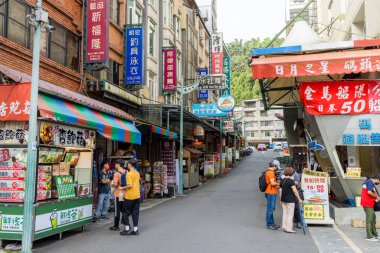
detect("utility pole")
[179,77,184,195]
[22,0,50,252]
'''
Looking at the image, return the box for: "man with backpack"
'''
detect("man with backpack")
[361,174,380,241]
[109,159,126,231]
[260,161,280,230]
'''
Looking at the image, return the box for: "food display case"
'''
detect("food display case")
[0,120,95,241]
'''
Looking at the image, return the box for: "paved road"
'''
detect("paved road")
[36,151,318,253]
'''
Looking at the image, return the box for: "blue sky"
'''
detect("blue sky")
[218,0,286,42]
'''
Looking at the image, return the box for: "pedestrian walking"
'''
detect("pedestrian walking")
[109,159,126,231]
[360,174,380,242]
[93,162,111,222]
[279,167,303,233]
[264,161,280,230]
[120,159,141,236]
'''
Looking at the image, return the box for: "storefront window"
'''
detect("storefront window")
[149,20,156,57]
[0,2,5,36]
[110,0,120,25]
[50,22,66,66]
[107,59,120,86]
[7,0,31,48]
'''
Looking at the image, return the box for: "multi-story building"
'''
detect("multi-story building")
[285,0,318,32]
[197,0,218,33]
[316,0,380,41]
[240,99,286,146]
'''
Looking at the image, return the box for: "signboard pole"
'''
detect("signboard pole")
[23,0,43,251]
[179,78,184,196]
[220,120,223,174]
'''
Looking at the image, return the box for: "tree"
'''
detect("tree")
[227,37,284,105]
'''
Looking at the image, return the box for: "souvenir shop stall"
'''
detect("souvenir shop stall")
[0,83,141,241]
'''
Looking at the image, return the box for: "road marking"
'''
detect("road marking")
[333,225,363,253]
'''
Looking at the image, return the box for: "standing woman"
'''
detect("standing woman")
[109,159,126,231]
[279,167,303,233]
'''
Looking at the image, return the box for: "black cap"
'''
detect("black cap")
[373,174,380,180]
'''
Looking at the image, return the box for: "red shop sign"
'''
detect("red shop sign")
[300,80,380,115]
[163,49,177,91]
[0,83,31,121]
[85,0,109,63]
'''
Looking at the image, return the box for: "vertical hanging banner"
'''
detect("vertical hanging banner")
[222,56,231,95]
[125,27,144,86]
[211,33,223,74]
[84,0,109,69]
[163,48,177,92]
[198,69,209,100]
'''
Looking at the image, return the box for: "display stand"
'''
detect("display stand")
[153,162,168,196]
[0,120,95,241]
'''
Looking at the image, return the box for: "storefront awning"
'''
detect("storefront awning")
[151,125,178,139]
[38,93,141,144]
[251,48,380,80]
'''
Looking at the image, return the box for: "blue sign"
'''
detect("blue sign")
[342,134,355,144]
[305,129,325,151]
[217,95,235,112]
[359,119,371,130]
[192,103,227,117]
[198,69,208,100]
[125,27,144,85]
[371,133,380,144]
[357,134,370,144]
[198,90,208,100]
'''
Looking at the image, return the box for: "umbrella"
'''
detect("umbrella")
[299,203,308,235]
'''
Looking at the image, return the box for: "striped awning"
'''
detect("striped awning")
[38,93,141,144]
[151,125,177,139]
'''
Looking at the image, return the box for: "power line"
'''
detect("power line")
[317,21,376,39]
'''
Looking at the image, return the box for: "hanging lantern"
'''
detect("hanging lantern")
[192,125,205,141]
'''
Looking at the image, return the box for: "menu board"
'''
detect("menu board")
[63,152,80,166]
[204,154,215,176]
[37,165,52,201]
[161,140,175,184]
[39,148,64,164]
[0,167,25,202]
[0,121,29,145]
[55,175,76,200]
[301,169,332,224]
[0,148,28,168]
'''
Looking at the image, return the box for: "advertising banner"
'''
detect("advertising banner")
[223,121,234,132]
[192,103,227,117]
[163,49,177,92]
[55,175,76,200]
[198,69,209,100]
[84,0,109,65]
[211,33,223,74]
[0,83,31,121]
[222,56,231,95]
[0,121,29,145]
[300,80,380,115]
[301,169,333,224]
[125,27,144,85]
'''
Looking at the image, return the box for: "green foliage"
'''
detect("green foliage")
[227,37,284,105]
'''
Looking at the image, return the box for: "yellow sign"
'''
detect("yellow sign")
[303,204,324,220]
[346,167,361,178]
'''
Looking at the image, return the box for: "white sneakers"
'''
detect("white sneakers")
[366,237,379,242]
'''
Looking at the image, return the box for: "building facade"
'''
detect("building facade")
[241,99,286,146]
[285,0,318,32]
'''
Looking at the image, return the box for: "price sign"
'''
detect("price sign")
[55,175,76,200]
[346,167,361,178]
[303,204,324,220]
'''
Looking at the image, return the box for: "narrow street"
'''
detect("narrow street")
[35,151,317,253]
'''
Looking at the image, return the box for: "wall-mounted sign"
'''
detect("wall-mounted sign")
[217,95,235,112]
[300,80,380,115]
[340,117,380,145]
[84,0,109,69]
[223,121,234,132]
[198,91,209,100]
[39,122,96,149]
[222,56,231,95]
[0,83,31,121]
[346,167,361,178]
[305,129,325,151]
[211,33,223,74]
[197,75,226,90]
[163,48,177,92]
[192,104,227,117]
[0,121,29,145]
[125,27,144,85]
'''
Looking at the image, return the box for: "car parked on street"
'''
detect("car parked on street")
[268,143,274,149]
[273,143,283,151]
[257,144,267,151]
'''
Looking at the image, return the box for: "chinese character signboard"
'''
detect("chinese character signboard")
[301,169,333,224]
[252,51,380,79]
[125,27,144,85]
[222,56,231,95]
[39,122,96,149]
[198,69,209,100]
[192,103,227,117]
[84,0,109,68]
[346,167,361,178]
[197,75,226,90]
[339,117,380,145]
[300,80,380,115]
[163,49,177,92]
[0,121,29,145]
[0,83,31,121]
[211,33,223,74]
